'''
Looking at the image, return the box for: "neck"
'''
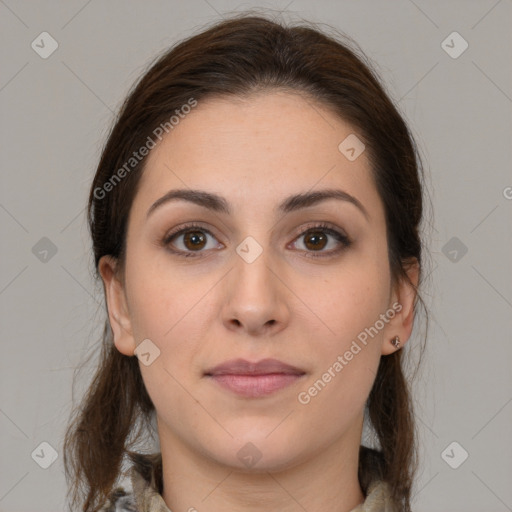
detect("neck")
[158,418,366,512]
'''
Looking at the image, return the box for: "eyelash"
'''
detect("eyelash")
[161,222,352,259]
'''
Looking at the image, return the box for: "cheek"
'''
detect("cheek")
[295,266,390,427]
[300,254,390,345]
[295,258,391,414]
[125,253,217,404]
[125,247,210,341]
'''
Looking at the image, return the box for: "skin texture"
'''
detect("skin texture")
[99,91,418,512]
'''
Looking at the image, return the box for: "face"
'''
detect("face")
[100,91,416,472]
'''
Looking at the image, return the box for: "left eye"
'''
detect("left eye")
[290,228,343,252]
[289,225,351,256]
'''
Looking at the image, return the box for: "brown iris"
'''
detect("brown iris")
[183,231,207,251]
[303,230,327,251]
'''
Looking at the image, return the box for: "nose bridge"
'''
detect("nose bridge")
[232,234,275,300]
[221,233,288,334]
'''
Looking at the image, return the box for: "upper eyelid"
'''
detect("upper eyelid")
[164,223,217,241]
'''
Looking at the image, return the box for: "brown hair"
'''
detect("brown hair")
[64,12,429,512]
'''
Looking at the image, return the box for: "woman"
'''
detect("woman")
[64,12,428,512]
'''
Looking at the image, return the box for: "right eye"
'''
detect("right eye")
[162,224,223,258]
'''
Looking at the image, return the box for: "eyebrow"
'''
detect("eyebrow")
[146,188,369,221]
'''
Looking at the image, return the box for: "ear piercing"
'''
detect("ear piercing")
[391,335,401,349]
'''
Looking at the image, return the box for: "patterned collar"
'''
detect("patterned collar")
[101,452,396,511]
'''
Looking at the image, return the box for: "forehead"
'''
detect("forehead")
[131,91,382,221]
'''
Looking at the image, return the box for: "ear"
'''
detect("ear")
[381,258,420,356]
[98,255,136,356]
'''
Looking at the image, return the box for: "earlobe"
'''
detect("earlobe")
[381,259,420,356]
[98,255,136,356]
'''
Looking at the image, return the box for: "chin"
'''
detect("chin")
[205,427,309,473]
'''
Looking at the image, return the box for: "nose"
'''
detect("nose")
[221,245,290,337]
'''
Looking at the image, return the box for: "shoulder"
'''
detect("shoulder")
[351,479,397,512]
[99,451,162,512]
[98,486,138,512]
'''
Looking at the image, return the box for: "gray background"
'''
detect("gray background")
[1,1,511,511]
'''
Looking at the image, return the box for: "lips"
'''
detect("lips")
[204,358,305,377]
[204,358,306,398]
